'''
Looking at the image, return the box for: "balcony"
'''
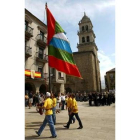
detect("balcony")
[38,72,48,80]
[25,72,48,83]
[36,52,48,63]
[25,46,32,58]
[36,34,47,48]
[51,74,56,83]
[25,25,33,40]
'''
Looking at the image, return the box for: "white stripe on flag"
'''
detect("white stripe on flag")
[53,33,69,43]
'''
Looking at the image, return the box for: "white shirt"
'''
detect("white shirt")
[61,95,65,101]
[57,96,61,103]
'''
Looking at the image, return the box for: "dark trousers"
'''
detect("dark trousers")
[68,109,75,123]
[25,99,28,107]
[61,101,65,110]
[89,99,92,106]
[94,99,98,106]
[67,113,83,128]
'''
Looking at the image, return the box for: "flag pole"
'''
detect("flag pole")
[46,3,51,93]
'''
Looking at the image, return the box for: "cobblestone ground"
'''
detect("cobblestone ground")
[25,102,115,140]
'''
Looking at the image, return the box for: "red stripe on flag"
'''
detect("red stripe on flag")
[35,76,41,78]
[35,72,41,74]
[47,7,55,45]
[25,69,30,72]
[48,56,82,78]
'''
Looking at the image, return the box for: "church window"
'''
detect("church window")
[82,26,84,31]
[86,25,88,31]
[87,36,90,42]
[82,37,85,43]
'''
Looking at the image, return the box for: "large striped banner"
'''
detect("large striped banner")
[46,5,82,79]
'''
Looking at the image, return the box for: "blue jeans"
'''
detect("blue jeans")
[52,107,56,125]
[38,115,57,137]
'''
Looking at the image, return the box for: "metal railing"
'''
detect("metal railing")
[36,34,47,43]
[25,25,33,36]
[36,52,48,61]
[25,46,32,55]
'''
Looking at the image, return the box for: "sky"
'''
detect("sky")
[25,0,115,89]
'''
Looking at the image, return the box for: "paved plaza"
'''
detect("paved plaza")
[25,102,115,140]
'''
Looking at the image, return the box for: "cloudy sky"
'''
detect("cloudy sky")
[25,0,115,89]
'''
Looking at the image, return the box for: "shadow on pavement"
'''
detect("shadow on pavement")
[25,128,39,130]
[25,135,52,139]
[26,124,42,127]
[56,127,70,131]
[55,122,66,125]
[30,122,43,124]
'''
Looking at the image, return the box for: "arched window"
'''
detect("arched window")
[86,25,88,31]
[87,36,90,42]
[82,26,84,31]
[82,37,85,43]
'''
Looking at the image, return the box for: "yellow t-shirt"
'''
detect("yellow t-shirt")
[65,98,68,103]
[43,98,53,115]
[52,98,57,107]
[71,98,78,113]
[67,97,72,109]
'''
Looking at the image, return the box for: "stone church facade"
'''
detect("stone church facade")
[65,13,101,93]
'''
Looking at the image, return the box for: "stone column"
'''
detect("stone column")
[60,83,65,94]
[36,86,40,93]
[34,83,40,93]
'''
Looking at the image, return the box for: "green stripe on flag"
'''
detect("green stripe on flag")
[48,45,76,65]
[55,21,65,34]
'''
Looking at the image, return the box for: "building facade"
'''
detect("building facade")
[104,68,115,91]
[25,9,66,94]
[65,13,101,93]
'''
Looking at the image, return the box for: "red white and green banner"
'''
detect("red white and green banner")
[46,5,82,78]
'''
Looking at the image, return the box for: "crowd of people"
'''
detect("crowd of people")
[25,91,115,109]
[25,91,83,138]
[88,92,115,106]
[25,91,115,138]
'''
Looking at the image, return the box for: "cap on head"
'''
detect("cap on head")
[46,92,51,97]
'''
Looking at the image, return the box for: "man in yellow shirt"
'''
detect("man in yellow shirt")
[67,94,75,124]
[64,94,83,129]
[36,92,57,138]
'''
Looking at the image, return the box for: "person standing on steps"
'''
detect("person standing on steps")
[64,94,83,129]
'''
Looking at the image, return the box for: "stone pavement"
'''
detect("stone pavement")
[25,102,115,140]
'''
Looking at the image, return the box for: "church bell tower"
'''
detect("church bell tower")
[77,12,98,53]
